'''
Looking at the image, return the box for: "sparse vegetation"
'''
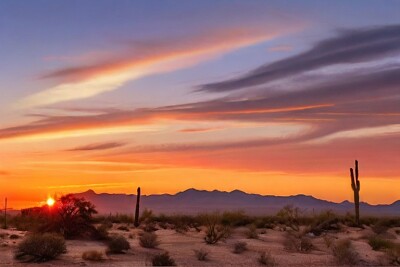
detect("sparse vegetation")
[258,251,277,266]
[368,235,395,251]
[14,233,66,262]
[107,235,130,253]
[139,232,159,248]
[283,232,313,253]
[152,252,176,266]
[332,239,359,265]
[246,224,259,239]
[194,248,209,261]
[82,250,104,261]
[277,205,300,231]
[204,213,230,244]
[384,244,400,265]
[233,241,248,254]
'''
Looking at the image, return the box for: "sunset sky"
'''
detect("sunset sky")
[1,1,400,209]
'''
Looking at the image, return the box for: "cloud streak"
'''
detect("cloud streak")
[66,142,127,151]
[200,24,400,92]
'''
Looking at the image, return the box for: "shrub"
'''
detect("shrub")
[332,239,359,265]
[93,224,110,241]
[368,235,395,251]
[203,213,230,244]
[233,241,248,254]
[107,235,130,253]
[372,221,389,235]
[384,244,400,265]
[15,233,66,262]
[194,248,209,261]
[82,250,104,261]
[9,234,19,239]
[323,235,335,248]
[246,224,259,239]
[276,205,300,231]
[139,232,159,248]
[283,232,313,253]
[258,251,276,266]
[152,252,176,266]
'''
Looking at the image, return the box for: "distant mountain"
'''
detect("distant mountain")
[73,189,400,216]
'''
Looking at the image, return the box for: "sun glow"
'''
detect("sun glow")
[46,197,55,206]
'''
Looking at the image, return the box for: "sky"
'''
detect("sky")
[0,0,399,209]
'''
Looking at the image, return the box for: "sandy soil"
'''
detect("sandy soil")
[0,225,399,266]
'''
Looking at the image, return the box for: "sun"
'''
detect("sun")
[46,197,55,207]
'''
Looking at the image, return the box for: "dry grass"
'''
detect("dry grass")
[82,250,104,261]
[139,232,159,248]
[107,235,130,254]
[332,239,359,265]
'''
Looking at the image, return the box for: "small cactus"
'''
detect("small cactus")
[134,187,141,227]
[350,160,361,226]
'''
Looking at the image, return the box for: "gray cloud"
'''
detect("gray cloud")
[200,24,400,92]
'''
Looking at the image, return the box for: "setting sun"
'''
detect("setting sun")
[46,197,55,207]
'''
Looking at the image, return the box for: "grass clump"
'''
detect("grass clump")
[14,233,66,262]
[82,250,104,261]
[258,251,277,266]
[233,241,248,254]
[368,235,395,251]
[246,224,259,239]
[107,235,130,254]
[152,252,176,266]
[139,232,159,248]
[332,239,359,265]
[194,248,209,261]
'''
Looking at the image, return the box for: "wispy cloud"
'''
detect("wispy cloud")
[200,24,400,92]
[66,142,127,151]
[16,26,295,108]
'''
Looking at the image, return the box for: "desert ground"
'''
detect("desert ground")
[1,222,399,266]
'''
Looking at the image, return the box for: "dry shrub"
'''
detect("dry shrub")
[258,251,277,266]
[14,233,66,262]
[246,224,259,239]
[332,239,359,265]
[233,241,248,254]
[203,213,230,244]
[82,250,104,261]
[152,252,176,266]
[384,244,400,265]
[283,232,313,253]
[368,235,395,251]
[323,235,335,248]
[139,232,159,248]
[194,248,209,261]
[107,235,130,253]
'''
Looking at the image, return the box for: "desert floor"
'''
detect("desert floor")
[1,224,399,266]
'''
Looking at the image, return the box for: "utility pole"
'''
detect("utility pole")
[4,197,7,229]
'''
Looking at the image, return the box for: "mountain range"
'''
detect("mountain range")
[73,189,400,216]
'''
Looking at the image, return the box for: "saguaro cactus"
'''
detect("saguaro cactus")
[134,187,141,227]
[350,160,360,226]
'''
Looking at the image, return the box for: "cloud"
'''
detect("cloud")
[17,26,292,108]
[200,24,400,92]
[0,170,9,176]
[66,142,127,151]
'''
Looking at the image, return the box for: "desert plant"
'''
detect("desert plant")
[332,239,359,265]
[283,232,313,253]
[276,205,300,231]
[323,235,335,248]
[107,235,130,253]
[14,233,66,262]
[204,213,230,244]
[93,224,110,241]
[350,160,361,226]
[246,224,259,239]
[368,235,395,251]
[134,187,141,227]
[194,248,209,261]
[384,244,400,265]
[233,241,248,254]
[258,251,277,266]
[139,232,159,248]
[82,250,104,261]
[152,252,176,266]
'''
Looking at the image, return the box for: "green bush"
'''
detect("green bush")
[152,252,176,266]
[107,235,130,253]
[139,232,159,248]
[14,233,66,262]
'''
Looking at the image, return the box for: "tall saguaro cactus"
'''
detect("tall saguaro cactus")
[134,187,141,227]
[350,160,361,226]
